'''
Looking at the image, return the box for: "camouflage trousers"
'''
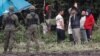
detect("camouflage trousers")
[4,30,16,53]
[25,24,39,52]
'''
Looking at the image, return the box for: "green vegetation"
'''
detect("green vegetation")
[92,17,100,42]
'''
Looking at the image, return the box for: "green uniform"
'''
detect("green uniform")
[2,12,19,53]
[25,12,40,52]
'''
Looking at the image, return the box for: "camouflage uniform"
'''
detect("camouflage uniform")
[2,6,19,53]
[25,6,40,52]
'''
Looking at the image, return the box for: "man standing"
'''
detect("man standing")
[56,9,65,43]
[25,6,40,52]
[2,6,19,53]
[70,7,81,45]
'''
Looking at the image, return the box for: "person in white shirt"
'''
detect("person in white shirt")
[56,9,65,43]
[80,10,88,43]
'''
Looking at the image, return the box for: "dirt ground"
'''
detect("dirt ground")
[0,50,100,56]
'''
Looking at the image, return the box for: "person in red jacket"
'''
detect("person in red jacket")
[84,9,95,41]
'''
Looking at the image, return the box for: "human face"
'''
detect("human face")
[71,10,77,15]
[60,11,64,16]
[81,11,86,16]
[86,11,89,16]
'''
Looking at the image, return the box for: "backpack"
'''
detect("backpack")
[26,13,38,27]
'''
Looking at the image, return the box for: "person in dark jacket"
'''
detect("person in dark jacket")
[70,7,81,45]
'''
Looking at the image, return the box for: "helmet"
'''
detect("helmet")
[9,6,14,12]
[29,6,35,10]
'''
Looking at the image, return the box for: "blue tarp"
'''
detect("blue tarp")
[0,0,32,16]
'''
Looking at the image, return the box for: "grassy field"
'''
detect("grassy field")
[0,41,100,53]
[0,30,100,53]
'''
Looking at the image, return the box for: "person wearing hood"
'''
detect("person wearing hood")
[84,9,95,41]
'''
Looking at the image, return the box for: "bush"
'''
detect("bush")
[0,31,4,43]
[92,17,100,42]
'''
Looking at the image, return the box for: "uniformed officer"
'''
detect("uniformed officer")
[2,6,19,53]
[25,6,40,52]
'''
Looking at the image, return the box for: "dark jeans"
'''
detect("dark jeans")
[69,34,74,42]
[86,29,92,41]
[56,28,65,43]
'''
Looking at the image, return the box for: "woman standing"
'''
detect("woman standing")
[84,9,95,41]
[80,10,88,43]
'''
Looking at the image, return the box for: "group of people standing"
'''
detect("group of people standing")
[56,3,95,45]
